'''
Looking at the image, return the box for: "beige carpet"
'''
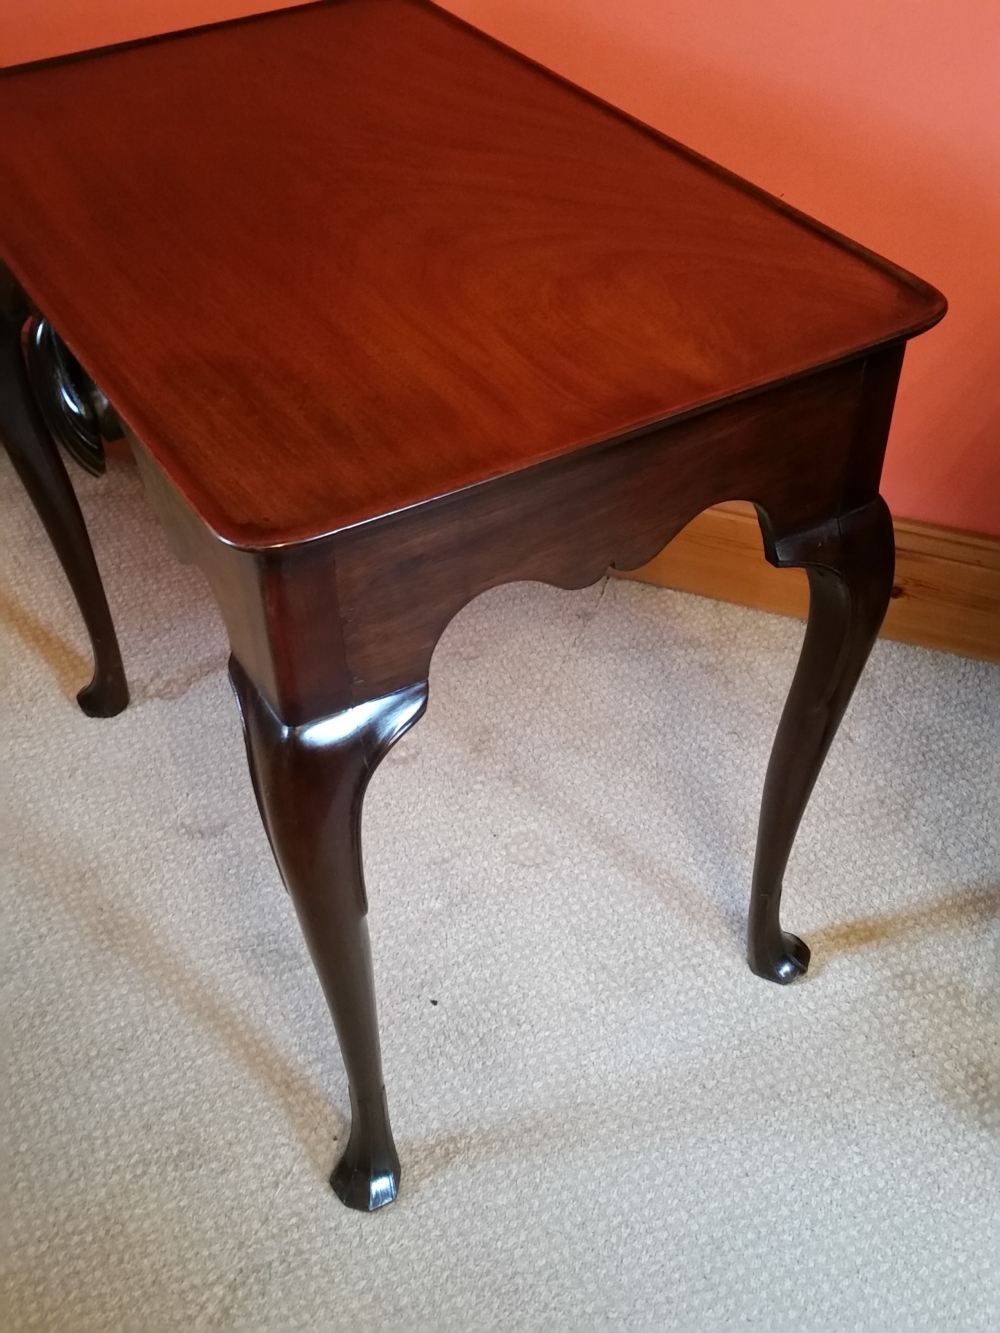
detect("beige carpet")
[2,452,998,1332]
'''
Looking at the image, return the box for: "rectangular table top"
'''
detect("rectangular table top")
[0,0,944,548]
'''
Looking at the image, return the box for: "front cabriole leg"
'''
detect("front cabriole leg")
[747,496,895,983]
[229,654,427,1210]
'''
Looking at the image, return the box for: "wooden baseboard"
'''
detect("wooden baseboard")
[613,503,1000,664]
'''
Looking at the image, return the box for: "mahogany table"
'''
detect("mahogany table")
[0,0,945,1211]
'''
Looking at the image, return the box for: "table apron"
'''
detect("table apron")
[133,346,902,723]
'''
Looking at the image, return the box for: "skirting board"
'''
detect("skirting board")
[613,502,1000,664]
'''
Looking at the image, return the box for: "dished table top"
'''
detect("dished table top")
[0,0,944,548]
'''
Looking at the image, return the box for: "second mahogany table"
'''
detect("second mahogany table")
[0,0,945,1210]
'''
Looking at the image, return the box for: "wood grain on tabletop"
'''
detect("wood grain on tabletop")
[0,0,944,547]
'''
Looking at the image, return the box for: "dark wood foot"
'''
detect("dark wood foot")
[229,655,427,1210]
[748,497,895,983]
[0,304,128,716]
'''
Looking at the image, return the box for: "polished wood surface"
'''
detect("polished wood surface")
[0,0,943,547]
[0,0,948,1211]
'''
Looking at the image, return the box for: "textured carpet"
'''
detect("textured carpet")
[2,452,998,1332]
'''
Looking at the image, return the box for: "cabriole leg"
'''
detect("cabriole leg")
[748,497,895,983]
[229,655,427,1210]
[0,307,128,717]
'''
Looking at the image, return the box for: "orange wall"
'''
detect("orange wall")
[4,0,998,536]
[0,1,308,66]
